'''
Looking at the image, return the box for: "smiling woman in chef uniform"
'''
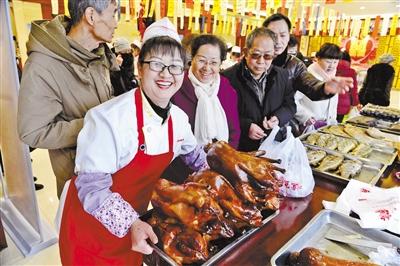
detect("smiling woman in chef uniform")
[58,18,208,266]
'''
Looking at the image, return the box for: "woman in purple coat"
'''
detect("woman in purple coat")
[172,34,241,148]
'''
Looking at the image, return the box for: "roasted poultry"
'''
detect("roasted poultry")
[205,141,283,210]
[148,213,209,265]
[287,247,378,266]
[152,179,234,239]
[187,170,263,227]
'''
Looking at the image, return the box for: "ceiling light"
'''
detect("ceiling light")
[360,6,365,10]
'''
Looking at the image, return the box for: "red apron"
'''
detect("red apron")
[59,89,174,265]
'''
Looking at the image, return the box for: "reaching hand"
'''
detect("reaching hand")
[263,116,279,130]
[248,123,267,140]
[130,219,158,255]
[116,54,123,66]
[324,77,353,95]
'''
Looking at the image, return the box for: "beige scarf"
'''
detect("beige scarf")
[188,67,229,145]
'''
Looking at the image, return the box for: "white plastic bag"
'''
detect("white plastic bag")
[259,126,314,198]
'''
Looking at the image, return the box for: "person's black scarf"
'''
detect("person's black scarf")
[272,48,288,67]
[143,91,171,123]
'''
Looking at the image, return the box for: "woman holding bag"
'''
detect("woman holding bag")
[294,43,341,133]
[59,18,208,265]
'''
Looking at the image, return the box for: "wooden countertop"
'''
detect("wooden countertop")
[214,163,399,266]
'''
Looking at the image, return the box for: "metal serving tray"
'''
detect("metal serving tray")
[347,116,400,136]
[143,209,279,266]
[270,210,400,266]
[319,124,397,151]
[300,130,397,165]
[305,146,386,185]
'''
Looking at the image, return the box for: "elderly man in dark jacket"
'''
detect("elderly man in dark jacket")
[263,13,353,100]
[222,27,296,151]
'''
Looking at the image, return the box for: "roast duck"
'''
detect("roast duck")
[150,141,284,265]
[288,247,378,266]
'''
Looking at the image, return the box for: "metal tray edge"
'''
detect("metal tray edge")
[148,209,280,266]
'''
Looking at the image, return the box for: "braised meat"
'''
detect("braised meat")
[288,247,378,266]
[205,141,282,210]
[187,170,263,227]
[152,179,234,239]
[148,213,209,265]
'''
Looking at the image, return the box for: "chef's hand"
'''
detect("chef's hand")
[263,116,279,130]
[324,77,353,95]
[116,54,123,66]
[249,123,267,140]
[130,219,158,255]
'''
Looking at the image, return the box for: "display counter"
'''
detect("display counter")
[211,163,399,266]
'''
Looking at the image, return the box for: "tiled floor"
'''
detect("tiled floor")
[2,90,400,265]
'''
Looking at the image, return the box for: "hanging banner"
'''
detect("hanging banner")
[351,18,362,38]
[186,0,194,9]
[125,0,131,21]
[328,9,336,36]
[389,15,398,36]
[148,0,156,18]
[344,17,351,37]
[380,16,390,36]
[204,0,211,12]
[371,16,381,38]
[211,0,220,15]
[160,0,167,18]
[232,16,237,36]
[241,19,247,36]
[315,6,322,36]
[361,17,371,38]
[322,7,329,35]
[167,0,174,17]
[194,16,200,31]
[221,0,228,17]
[325,0,335,3]
[206,12,212,33]
[261,0,267,10]
[238,0,246,16]
[188,12,193,30]
[143,0,151,18]
[193,0,201,17]
[213,14,218,33]
[222,15,228,33]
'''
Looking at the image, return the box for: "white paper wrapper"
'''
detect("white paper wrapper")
[325,179,400,234]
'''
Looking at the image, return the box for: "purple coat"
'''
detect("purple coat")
[172,71,241,149]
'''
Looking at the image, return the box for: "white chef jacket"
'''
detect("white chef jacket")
[75,89,198,174]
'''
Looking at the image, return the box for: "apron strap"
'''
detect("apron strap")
[135,88,174,153]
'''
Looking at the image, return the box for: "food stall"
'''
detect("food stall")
[144,109,400,266]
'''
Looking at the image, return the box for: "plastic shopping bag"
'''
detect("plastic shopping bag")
[259,126,314,198]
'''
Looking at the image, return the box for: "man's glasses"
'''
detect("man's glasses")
[143,61,184,75]
[249,52,274,61]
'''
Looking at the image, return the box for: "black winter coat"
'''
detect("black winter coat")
[359,63,394,106]
[273,51,329,100]
[222,60,296,151]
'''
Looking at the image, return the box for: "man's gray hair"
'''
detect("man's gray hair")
[245,27,277,49]
[68,0,118,27]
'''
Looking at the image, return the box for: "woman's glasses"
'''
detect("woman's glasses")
[249,52,274,61]
[143,61,184,75]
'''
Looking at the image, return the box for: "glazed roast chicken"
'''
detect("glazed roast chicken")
[205,141,283,210]
[187,170,263,228]
[149,142,283,265]
[148,213,209,265]
[152,179,235,239]
[288,247,379,266]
